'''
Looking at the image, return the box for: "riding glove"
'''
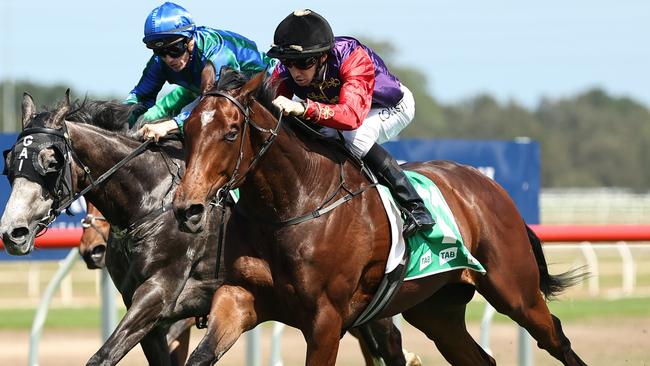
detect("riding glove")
[272,96,306,117]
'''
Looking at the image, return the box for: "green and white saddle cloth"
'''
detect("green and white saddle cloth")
[376,171,486,281]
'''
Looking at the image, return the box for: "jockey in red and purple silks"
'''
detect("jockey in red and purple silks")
[272,36,405,131]
[268,9,435,237]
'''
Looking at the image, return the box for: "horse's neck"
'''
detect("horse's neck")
[67,123,176,228]
[239,115,353,221]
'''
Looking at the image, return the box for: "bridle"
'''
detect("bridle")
[3,122,153,232]
[81,213,109,242]
[200,90,283,206]
[197,90,375,226]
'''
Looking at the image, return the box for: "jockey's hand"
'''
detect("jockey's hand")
[136,120,178,142]
[272,96,306,117]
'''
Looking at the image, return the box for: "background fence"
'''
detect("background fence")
[1,223,649,366]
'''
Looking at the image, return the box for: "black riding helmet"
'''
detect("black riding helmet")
[267,9,334,59]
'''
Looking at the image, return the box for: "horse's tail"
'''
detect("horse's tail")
[526,224,587,300]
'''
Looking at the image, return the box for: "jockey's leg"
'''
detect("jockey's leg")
[363,143,435,237]
[336,84,434,237]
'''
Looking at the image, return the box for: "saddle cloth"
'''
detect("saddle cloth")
[378,170,485,280]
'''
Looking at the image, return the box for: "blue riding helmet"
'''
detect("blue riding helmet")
[143,2,196,45]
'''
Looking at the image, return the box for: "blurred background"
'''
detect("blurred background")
[1,1,649,365]
[2,0,649,191]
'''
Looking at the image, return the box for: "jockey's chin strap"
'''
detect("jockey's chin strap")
[200,90,283,206]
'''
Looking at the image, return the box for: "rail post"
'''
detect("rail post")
[28,249,79,366]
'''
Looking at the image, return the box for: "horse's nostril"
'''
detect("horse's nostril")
[187,204,205,220]
[91,245,106,257]
[11,227,29,240]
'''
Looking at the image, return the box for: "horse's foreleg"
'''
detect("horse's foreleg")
[350,318,408,366]
[86,279,171,366]
[186,285,258,366]
[303,304,343,366]
[167,318,193,366]
[140,327,173,366]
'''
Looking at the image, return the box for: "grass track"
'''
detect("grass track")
[1,296,648,330]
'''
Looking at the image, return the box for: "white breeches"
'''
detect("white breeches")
[318,84,415,158]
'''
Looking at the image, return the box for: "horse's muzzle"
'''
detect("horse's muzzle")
[174,202,206,233]
[80,244,107,269]
[1,225,34,255]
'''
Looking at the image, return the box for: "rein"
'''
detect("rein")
[201,90,283,205]
[60,138,154,215]
[9,124,154,229]
[201,90,376,226]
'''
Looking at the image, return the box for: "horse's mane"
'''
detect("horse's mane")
[210,67,281,118]
[65,99,136,132]
[215,67,250,91]
[212,69,353,158]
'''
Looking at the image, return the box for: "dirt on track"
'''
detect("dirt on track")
[1,317,648,365]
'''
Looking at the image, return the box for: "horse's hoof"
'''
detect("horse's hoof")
[403,348,423,366]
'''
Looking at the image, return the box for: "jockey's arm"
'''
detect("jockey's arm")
[124,57,168,126]
[137,120,179,142]
[141,86,198,122]
[270,67,294,99]
[136,88,196,141]
[271,48,375,130]
[303,48,375,130]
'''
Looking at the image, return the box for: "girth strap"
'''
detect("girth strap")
[348,247,410,329]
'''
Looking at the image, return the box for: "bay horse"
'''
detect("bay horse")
[79,202,110,269]
[172,69,587,366]
[0,91,413,365]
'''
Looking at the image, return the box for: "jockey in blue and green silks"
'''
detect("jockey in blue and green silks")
[125,2,277,139]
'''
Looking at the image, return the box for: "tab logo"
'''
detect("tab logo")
[419,250,432,271]
[439,247,458,265]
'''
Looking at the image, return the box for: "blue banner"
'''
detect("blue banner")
[0,133,540,260]
[384,138,540,224]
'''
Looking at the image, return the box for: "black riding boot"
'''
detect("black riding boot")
[363,143,435,237]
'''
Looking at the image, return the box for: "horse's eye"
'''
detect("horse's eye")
[224,130,238,142]
[46,159,62,173]
[39,149,62,174]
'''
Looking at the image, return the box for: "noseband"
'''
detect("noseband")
[200,90,283,205]
[81,214,109,242]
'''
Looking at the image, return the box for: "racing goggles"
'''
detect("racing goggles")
[282,56,319,70]
[153,40,188,58]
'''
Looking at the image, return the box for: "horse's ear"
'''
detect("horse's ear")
[21,92,37,129]
[238,71,265,100]
[50,89,71,128]
[200,62,216,95]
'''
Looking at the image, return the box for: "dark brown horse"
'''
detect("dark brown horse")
[79,201,194,364]
[172,70,587,366]
[0,93,229,365]
[0,92,413,366]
